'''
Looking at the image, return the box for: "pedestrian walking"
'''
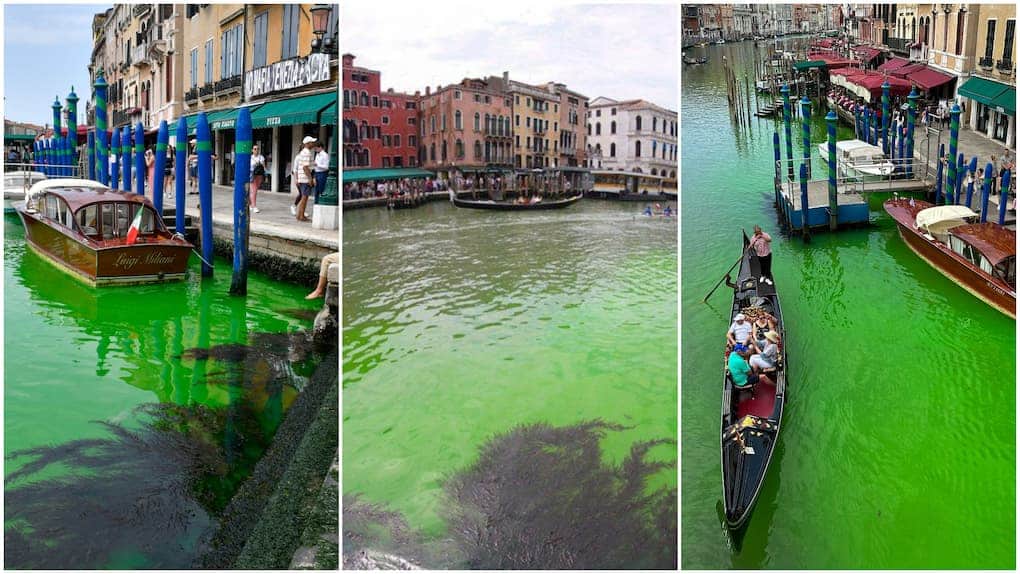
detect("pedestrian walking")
[187,139,198,194]
[293,136,316,222]
[313,141,329,201]
[164,145,175,197]
[145,147,156,194]
[249,144,266,213]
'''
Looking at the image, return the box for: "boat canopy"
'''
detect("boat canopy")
[950,223,1017,266]
[26,178,107,207]
[915,205,977,234]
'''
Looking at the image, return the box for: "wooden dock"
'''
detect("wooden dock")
[781,176,932,198]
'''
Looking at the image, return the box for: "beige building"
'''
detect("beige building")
[958,4,1015,147]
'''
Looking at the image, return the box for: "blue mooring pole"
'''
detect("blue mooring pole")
[230,107,253,295]
[965,156,978,208]
[782,84,794,180]
[955,153,965,205]
[947,103,960,206]
[87,131,95,181]
[800,96,811,179]
[998,170,1011,226]
[154,121,168,216]
[175,118,187,234]
[826,108,838,231]
[197,112,214,277]
[906,88,919,180]
[94,72,109,185]
[980,163,993,223]
[881,81,890,154]
[110,127,120,189]
[135,122,145,196]
[121,129,131,192]
[934,143,945,204]
[800,163,810,240]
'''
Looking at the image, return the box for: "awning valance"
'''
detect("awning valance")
[250,92,336,129]
[344,167,435,182]
[958,76,1013,115]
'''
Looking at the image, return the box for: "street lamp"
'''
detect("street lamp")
[310,4,337,224]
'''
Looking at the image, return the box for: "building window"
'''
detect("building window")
[281,4,299,59]
[653,117,658,132]
[455,111,462,130]
[454,90,461,99]
[430,143,435,161]
[204,39,213,84]
[635,140,641,157]
[221,24,242,79]
[985,20,997,60]
[441,113,447,131]
[596,109,601,117]
[190,47,198,88]
[382,157,391,168]
[611,107,616,115]
[595,123,601,135]
[381,116,389,125]
[474,140,482,159]
[635,115,642,131]
[408,135,416,147]
[431,115,436,133]
[441,140,447,161]
[253,11,268,68]
[610,121,616,134]
[955,9,965,55]
[474,113,480,131]
[456,139,464,159]
[610,142,616,157]
[360,91,369,106]
[408,117,416,125]
[1004,20,1015,62]
[515,114,520,126]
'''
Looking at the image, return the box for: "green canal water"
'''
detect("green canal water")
[4,215,323,569]
[681,40,1015,569]
[343,201,677,568]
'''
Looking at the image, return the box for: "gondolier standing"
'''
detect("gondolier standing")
[750,225,773,285]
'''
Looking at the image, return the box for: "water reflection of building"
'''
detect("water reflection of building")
[585,97,677,180]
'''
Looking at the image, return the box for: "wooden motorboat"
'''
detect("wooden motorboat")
[451,192,583,211]
[721,232,787,529]
[15,179,194,286]
[884,198,1016,318]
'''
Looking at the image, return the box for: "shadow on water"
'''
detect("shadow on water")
[4,329,323,569]
[344,420,677,570]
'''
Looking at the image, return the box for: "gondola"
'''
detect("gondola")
[720,231,787,529]
[451,192,583,211]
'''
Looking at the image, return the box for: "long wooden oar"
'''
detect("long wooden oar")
[702,252,745,303]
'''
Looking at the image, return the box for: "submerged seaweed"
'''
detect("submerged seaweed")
[343,420,677,570]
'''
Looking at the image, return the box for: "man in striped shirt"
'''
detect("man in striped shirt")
[294,136,316,222]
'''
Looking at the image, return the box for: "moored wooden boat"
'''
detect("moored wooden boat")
[451,192,583,211]
[884,198,1016,318]
[15,179,194,286]
[721,232,787,529]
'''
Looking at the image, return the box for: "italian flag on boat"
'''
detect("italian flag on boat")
[125,207,144,245]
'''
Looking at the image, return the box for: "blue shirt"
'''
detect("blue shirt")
[728,352,752,387]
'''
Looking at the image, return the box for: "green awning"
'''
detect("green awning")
[991,87,1016,116]
[794,60,827,71]
[320,102,336,126]
[344,168,434,182]
[210,105,263,131]
[250,92,336,129]
[5,133,38,142]
[957,76,1009,108]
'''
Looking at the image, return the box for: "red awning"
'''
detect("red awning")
[906,67,955,90]
[855,47,883,62]
[877,57,910,72]
[891,63,926,78]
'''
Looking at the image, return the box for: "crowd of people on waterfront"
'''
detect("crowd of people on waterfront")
[344,176,449,201]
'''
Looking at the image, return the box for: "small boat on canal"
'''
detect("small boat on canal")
[15,179,194,286]
[884,198,1016,318]
[818,139,895,177]
[4,170,47,213]
[721,232,787,529]
[451,192,583,211]
[683,56,708,65]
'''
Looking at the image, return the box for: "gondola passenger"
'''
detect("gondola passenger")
[750,331,781,373]
[727,345,758,388]
[727,313,753,349]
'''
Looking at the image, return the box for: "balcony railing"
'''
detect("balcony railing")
[199,84,214,98]
[980,56,994,68]
[887,37,909,54]
[214,75,242,93]
[996,59,1014,73]
[131,44,149,67]
[185,87,198,102]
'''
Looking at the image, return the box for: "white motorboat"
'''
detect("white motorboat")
[817,139,895,177]
[4,171,47,212]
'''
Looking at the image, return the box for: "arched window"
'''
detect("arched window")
[635,140,641,157]
[595,123,601,135]
[455,110,462,130]
[611,121,616,134]
[504,117,510,135]
[474,140,482,159]
[651,168,657,176]
[595,143,601,155]
[912,17,916,41]
[484,113,490,133]
[430,143,436,161]
[474,113,480,131]
[360,91,369,106]
[669,170,676,179]
[455,139,464,158]
[441,140,447,161]
[344,148,353,166]
[431,115,436,133]
[635,115,642,131]
[497,115,504,136]
[652,140,657,156]
[587,124,591,135]
[610,142,616,157]
[955,9,964,55]
[361,150,369,166]
[359,121,368,139]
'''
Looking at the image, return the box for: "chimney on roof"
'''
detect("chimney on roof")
[342,53,354,66]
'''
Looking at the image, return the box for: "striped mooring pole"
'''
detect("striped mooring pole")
[906,88,919,180]
[134,122,145,196]
[881,81,890,155]
[87,131,95,181]
[782,84,794,180]
[94,72,109,186]
[998,170,1011,226]
[772,131,782,225]
[946,103,961,205]
[175,117,187,234]
[110,127,120,190]
[800,95,811,179]
[197,112,214,277]
[826,107,838,231]
[67,87,78,177]
[153,121,168,216]
[121,128,131,192]
[230,107,253,295]
[800,163,810,241]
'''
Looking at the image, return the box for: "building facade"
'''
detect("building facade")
[585,96,677,179]
[342,54,419,170]
[959,4,1016,147]
[418,78,513,175]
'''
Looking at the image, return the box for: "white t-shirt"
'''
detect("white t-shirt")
[314,150,329,172]
[729,321,752,343]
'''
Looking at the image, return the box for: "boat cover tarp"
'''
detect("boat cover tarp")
[915,205,977,234]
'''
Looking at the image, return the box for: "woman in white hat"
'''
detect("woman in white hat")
[750,330,781,373]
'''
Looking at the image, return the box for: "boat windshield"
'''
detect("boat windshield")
[87,202,157,240]
[994,256,1016,289]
